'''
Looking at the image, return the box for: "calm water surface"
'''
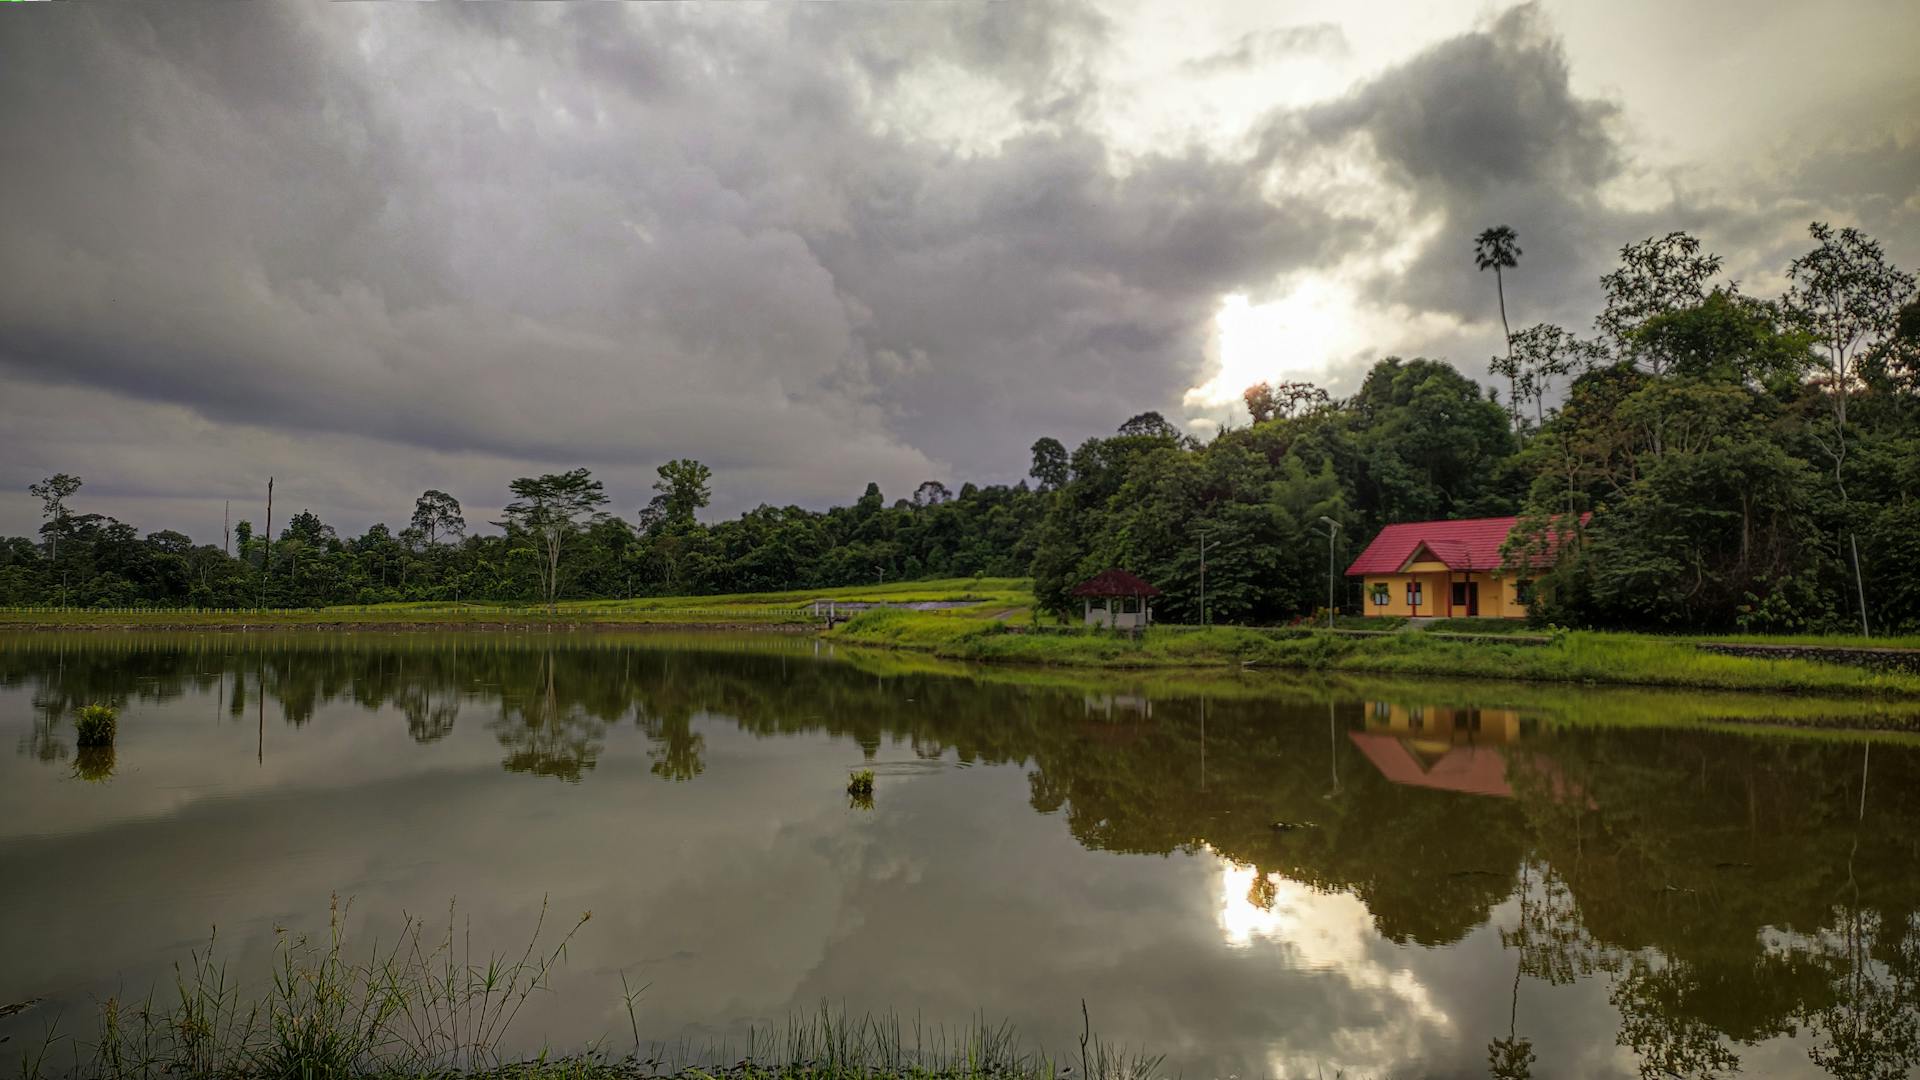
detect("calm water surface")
[2,631,1916,1078]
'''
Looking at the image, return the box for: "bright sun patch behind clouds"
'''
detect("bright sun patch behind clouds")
[1184,278,1371,417]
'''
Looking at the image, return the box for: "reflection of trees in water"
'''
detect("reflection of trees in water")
[397,681,459,744]
[1611,957,1744,1079]
[490,651,606,782]
[639,708,705,782]
[21,693,68,764]
[1804,909,1920,1079]
[6,634,1920,1075]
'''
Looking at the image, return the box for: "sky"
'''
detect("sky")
[2,1,1916,538]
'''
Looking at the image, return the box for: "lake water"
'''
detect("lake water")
[1,631,1916,1079]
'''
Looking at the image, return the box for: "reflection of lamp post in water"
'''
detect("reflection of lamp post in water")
[1324,700,1340,799]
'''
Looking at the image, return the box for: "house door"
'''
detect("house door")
[1451,580,1479,616]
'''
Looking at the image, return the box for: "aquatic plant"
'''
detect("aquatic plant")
[73,703,117,747]
[847,769,876,799]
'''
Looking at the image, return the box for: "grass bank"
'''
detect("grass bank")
[9,896,1155,1080]
[826,645,1920,741]
[0,580,1029,632]
[828,609,1920,697]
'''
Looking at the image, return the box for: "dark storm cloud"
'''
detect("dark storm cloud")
[0,2,1352,531]
[1,2,1914,535]
[1263,4,1641,335]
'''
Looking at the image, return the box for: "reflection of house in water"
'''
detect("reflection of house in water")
[1082,693,1153,720]
[1350,702,1523,798]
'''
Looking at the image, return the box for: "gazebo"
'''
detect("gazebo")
[1072,569,1162,629]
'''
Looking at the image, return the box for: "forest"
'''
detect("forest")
[4,223,1917,634]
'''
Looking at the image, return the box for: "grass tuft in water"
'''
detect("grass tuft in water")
[73,703,117,747]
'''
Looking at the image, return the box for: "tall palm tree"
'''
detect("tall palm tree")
[1475,225,1523,429]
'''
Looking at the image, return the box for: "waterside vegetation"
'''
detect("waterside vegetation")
[11,898,1156,1080]
[828,608,1920,698]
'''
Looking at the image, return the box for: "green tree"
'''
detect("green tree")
[1476,225,1523,428]
[1117,411,1180,440]
[1597,231,1723,375]
[660,453,721,526]
[410,489,465,546]
[1785,222,1917,635]
[502,469,609,614]
[1028,437,1069,492]
[27,472,81,604]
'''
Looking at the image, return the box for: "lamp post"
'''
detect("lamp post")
[1196,530,1213,628]
[1317,516,1341,630]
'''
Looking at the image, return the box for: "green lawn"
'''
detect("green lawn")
[0,579,1032,628]
[4,578,1917,694]
[828,608,1920,697]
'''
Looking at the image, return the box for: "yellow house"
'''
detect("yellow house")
[1345,515,1547,619]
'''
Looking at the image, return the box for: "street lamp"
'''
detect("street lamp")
[1317,516,1341,630]
[1196,530,1213,628]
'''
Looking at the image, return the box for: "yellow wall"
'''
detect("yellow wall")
[1355,570,1531,619]
[1363,702,1523,742]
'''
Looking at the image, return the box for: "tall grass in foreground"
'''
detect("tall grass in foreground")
[18,895,589,1079]
[15,899,1160,1080]
[636,1007,1161,1080]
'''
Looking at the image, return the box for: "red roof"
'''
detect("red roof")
[1345,515,1583,576]
[1071,569,1162,598]
[1348,732,1513,797]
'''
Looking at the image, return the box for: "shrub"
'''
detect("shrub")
[74,703,118,747]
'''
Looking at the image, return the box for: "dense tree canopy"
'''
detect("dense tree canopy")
[4,223,1915,632]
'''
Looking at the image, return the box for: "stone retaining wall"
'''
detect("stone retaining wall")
[1695,642,1920,674]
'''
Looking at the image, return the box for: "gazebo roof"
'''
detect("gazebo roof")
[1071,569,1162,598]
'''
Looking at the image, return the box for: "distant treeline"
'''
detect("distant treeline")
[4,223,1917,633]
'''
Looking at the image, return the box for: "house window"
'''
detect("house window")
[1370,582,1391,606]
[1406,582,1424,608]
[1515,579,1537,605]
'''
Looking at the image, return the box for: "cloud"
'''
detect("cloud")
[1182,23,1349,74]
[0,3,1354,534]
[1,2,1916,534]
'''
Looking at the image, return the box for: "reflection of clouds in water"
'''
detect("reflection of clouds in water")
[1212,852,1453,1075]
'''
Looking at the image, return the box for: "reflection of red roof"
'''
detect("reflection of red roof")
[1348,732,1512,797]
[1345,515,1586,576]
[1071,569,1162,597]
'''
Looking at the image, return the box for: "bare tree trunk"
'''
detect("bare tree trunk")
[1497,268,1518,433]
[260,477,273,608]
